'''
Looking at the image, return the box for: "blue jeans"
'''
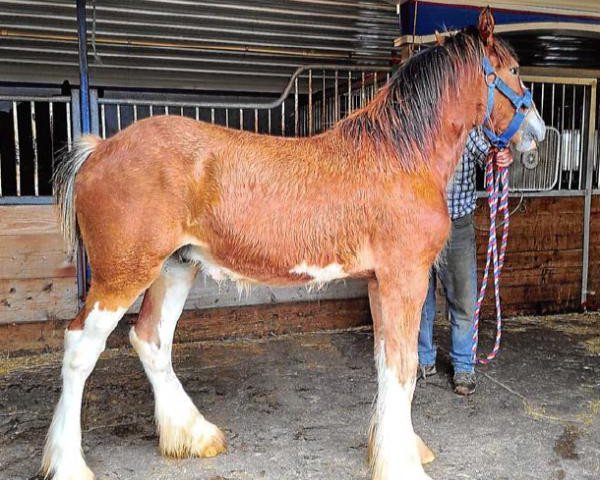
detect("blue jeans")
[418,214,477,374]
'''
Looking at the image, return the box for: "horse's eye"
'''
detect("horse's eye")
[509,67,519,75]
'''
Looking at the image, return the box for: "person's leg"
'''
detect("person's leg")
[437,214,478,378]
[417,269,437,371]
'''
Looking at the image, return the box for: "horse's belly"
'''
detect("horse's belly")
[182,245,349,286]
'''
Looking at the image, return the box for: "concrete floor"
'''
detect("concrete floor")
[0,312,598,480]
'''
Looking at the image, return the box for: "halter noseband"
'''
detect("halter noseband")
[481,56,532,149]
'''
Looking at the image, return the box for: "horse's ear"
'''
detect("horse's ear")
[434,31,445,46]
[478,7,495,47]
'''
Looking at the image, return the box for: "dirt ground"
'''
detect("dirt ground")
[1,312,599,480]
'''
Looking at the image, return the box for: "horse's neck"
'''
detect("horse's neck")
[430,74,485,188]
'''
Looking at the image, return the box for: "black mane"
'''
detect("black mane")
[338,28,516,171]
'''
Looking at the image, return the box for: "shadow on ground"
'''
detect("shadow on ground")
[1,312,599,480]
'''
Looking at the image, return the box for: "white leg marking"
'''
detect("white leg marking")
[370,341,432,480]
[42,304,125,480]
[130,260,225,458]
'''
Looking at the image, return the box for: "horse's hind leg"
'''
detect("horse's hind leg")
[130,256,226,459]
[42,283,143,480]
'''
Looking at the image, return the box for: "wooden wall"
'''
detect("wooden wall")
[475,196,599,317]
[1,197,598,331]
[0,205,77,324]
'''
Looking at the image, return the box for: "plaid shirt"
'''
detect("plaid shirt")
[447,129,490,220]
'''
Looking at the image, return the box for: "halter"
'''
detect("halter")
[481,56,532,149]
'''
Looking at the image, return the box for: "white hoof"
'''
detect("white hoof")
[41,458,95,480]
[158,410,227,459]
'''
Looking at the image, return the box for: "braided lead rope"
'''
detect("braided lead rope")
[472,150,510,365]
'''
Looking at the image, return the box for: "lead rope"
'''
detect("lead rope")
[472,149,510,365]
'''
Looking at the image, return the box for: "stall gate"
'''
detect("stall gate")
[0,70,598,323]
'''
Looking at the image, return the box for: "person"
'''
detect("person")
[418,128,513,396]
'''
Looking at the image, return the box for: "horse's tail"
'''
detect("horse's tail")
[53,135,101,254]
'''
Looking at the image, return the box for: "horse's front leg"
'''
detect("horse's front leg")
[367,267,433,480]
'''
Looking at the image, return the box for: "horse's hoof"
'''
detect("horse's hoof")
[196,421,227,458]
[416,434,435,464]
[43,463,95,480]
[159,414,227,459]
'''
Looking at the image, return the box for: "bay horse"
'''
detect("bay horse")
[43,9,545,480]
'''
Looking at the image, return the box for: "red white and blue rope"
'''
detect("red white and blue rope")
[472,150,510,365]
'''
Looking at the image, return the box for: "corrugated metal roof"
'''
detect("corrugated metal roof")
[0,0,399,92]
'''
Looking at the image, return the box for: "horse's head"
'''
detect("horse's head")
[476,8,546,152]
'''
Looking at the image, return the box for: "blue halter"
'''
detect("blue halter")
[481,56,532,149]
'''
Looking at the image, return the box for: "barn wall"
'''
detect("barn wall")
[0,205,77,324]
[586,196,600,311]
[0,196,597,335]
[475,196,598,317]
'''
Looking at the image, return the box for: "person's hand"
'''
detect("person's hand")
[495,148,513,168]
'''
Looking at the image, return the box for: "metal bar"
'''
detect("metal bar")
[30,101,39,196]
[579,87,587,190]
[94,65,389,110]
[195,106,199,120]
[334,70,339,123]
[0,95,70,102]
[568,84,576,189]
[268,109,272,134]
[210,108,215,123]
[180,106,184,116]
[322,69,326,131]
[12,101,20,196]
[239,108,243,130]
[90,89,99,135]
[0,137,2,196]
[581,80,597,307]
[254,109,258,133]
[66,101,72,151]
[100,103,106,138]
[522,75,597,87]
[308,69,313,136]
[0,195,54,205]
[165,105,169,115]
[117,104,122,130]
[76,0,91,134]
[361,72,366,107]
[133,104,138,122]
[294,77,298,136]
[149,104,153,116]
[281,101,285,136]
[551,83,555,126]
[49,101,54,194]
[76,0,90,306]
[558,84,565,189]
[348,71,352,114]
[225,109,229,127]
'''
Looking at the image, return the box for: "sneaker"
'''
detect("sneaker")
[453,372,476,396]
[418,364,437,380]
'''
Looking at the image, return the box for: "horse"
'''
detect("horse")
[42,9,545,480]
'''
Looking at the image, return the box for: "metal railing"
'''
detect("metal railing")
[0,71,598,204]
[97,66,391,140]
[514,76,598,194]
[0,94,72,203]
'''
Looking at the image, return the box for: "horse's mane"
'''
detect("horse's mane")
[337,27,517,172]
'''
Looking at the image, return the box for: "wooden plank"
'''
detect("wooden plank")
[0,233,75,280]
[0,277,78,324]
[127,275,368,314]
[0,298,372,354]
[0,205,59,236]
